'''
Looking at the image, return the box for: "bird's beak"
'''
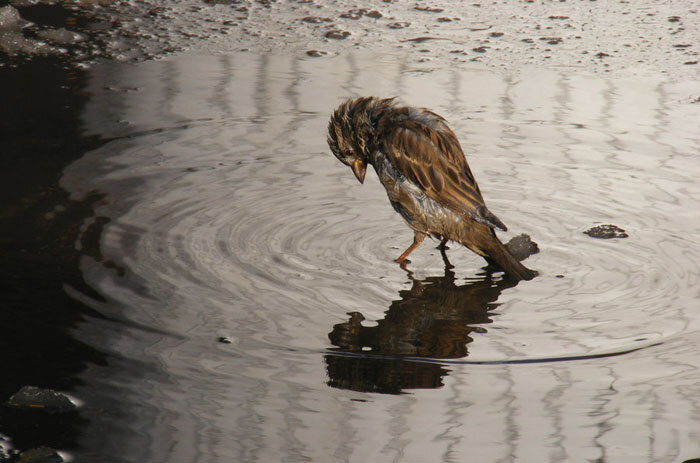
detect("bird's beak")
[351,159,367,184]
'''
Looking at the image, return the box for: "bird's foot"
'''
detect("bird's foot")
[394,257,411,268]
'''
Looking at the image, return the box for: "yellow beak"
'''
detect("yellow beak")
[351,159,367,184]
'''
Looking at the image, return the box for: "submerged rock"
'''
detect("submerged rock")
[584,224,628,239]
[6,386,79,413]
[505,233,540,261]
[15,447,64,463]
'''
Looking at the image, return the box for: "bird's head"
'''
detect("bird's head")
[327,97,392,184]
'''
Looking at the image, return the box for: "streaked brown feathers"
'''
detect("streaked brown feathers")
[377,105,506,231]
[326,97,535,280]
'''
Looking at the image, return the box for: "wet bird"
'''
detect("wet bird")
[326,97,536,280]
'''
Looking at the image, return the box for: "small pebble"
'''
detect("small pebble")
[300,16,332,23]
[325,30,350,39]
[414,6,444,12]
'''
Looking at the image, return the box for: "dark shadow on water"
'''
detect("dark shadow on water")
[0,57,111,455]
[325,264,519,394]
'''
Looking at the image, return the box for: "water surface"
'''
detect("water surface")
[52,52,700,462]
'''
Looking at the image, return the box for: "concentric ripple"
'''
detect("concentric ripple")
[51,53,700,461]
[63,53,700,367]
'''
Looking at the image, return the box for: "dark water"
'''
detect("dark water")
[3,52,700,462]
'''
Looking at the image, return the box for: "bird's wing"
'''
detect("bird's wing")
[381,118,507,231]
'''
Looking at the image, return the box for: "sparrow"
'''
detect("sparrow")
[326,97,536,281]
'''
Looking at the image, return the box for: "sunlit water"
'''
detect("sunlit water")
[60,53,700,462]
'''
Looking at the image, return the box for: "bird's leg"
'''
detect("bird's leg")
[439,242,454,270]
[394,232,425,266]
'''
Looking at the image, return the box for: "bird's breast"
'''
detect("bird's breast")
[372,157,463,238]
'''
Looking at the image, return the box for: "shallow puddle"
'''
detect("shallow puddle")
[42,52,700,461]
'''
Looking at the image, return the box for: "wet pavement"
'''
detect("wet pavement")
[1,0,698,78]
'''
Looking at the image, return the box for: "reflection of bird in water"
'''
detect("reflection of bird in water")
[325,235,537,394]
[327,97,536,280]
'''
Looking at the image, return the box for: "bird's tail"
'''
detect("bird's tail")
[482,237,537,281]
